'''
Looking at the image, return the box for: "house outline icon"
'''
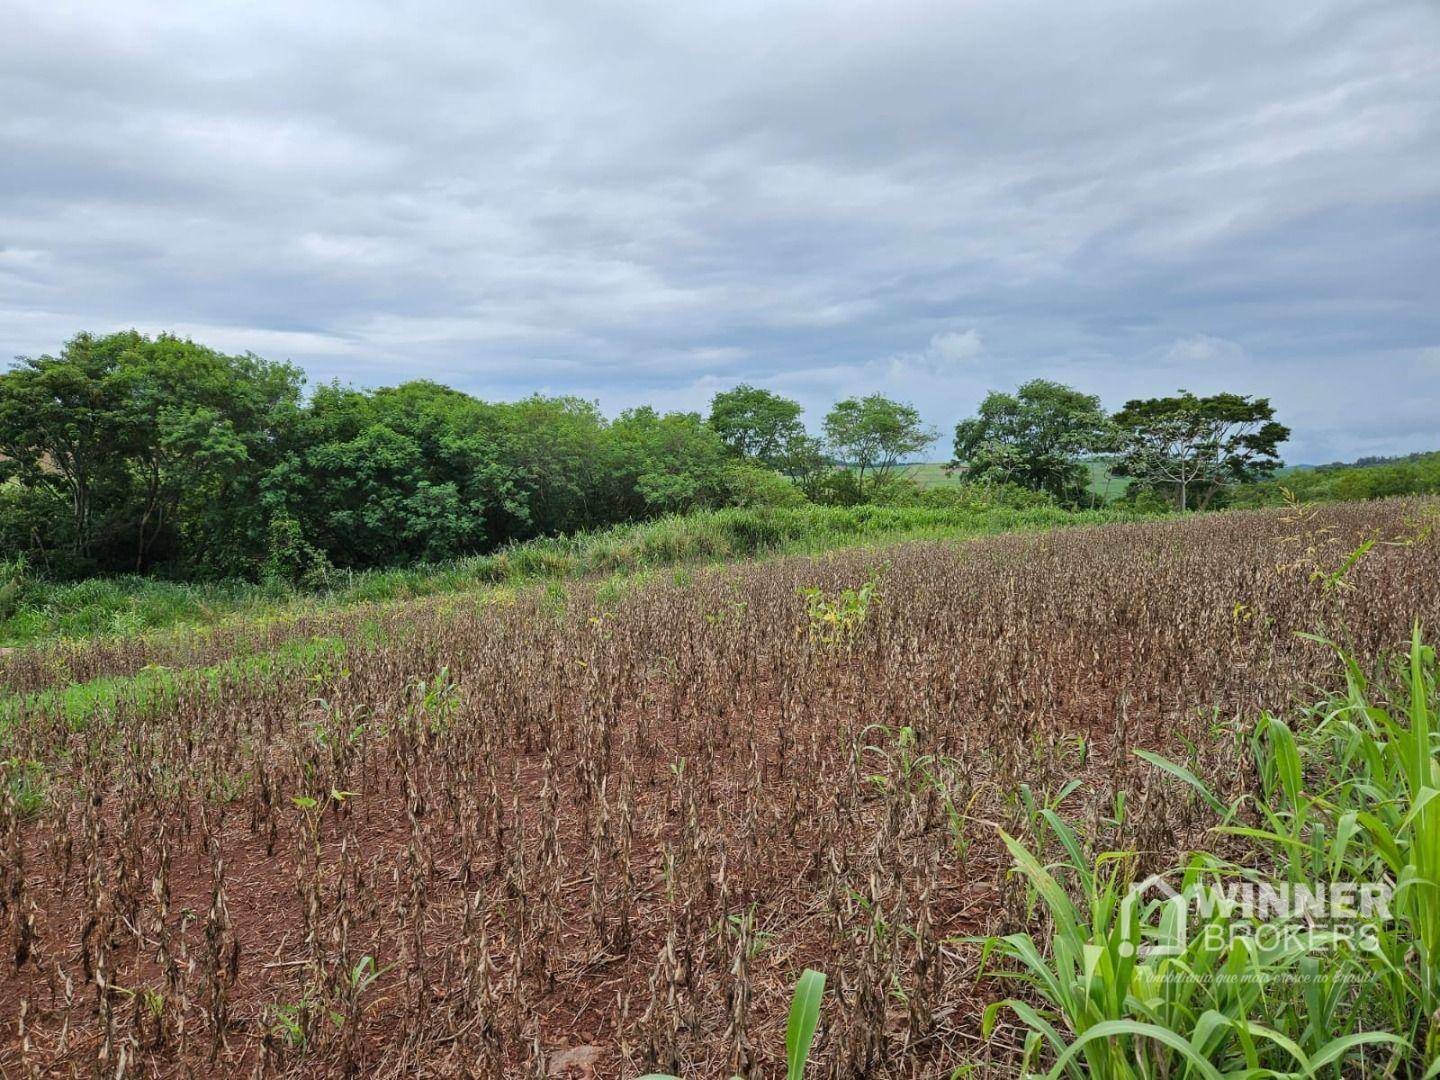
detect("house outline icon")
[1126,872,1188,958]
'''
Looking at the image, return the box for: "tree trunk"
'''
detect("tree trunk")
[135,462,161,571]
[72,475,91,557]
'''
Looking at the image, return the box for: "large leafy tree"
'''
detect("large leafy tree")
[275,381,513,566]
[775,432,828,489]
[496,395,609,537]
[604,407,733,516]
[707,385,806,468]
[823,394,935,496]
[0,333,139,564]
[1112,390,1289,510]
[0,331,302,573]
[120,334,303,572]
[953,379,1108,504]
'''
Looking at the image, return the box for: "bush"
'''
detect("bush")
[0,553,27,623]
[0,484,92,579]
[803,470,866,506]
[721,463,809,509]
[4,501,1148,647]
[924,482,1056,511]
[716,510,789,553]
[262,515,333,590]
[1124,486,1177,514]
[859,475,924,506]
[1233,451,1440,508]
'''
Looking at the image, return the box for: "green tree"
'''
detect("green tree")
[604,407,732,515]
[777,432,828,490]
[119,334,303,572]
[0,331,302,574]
[495,395,609,537]
[1112,390,1289,510]
[822,394,935,497]
[261,512,332,589]
[720,462,808,508]
[707,385,806,467]
[0,333,140,565]
[952,379,1108,504]
[275,381,511,567]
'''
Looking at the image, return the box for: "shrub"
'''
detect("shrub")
[915,481,1057,512]
[0,552,27,623]
[716,510,790,554]
[721,463,809,509]
[804,469,866,506]
[262,514,333,590]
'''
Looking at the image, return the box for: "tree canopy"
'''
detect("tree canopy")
[1,330,1308,583]
[707,385,805,467]
[1111,390,1289,510]
[0,332,807,580]
[0,331,303,575]
[952,379,1108,504]
[823,394,935,496]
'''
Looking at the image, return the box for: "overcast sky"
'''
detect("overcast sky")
[3,0,1437,463]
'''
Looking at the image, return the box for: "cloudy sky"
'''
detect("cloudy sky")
[3,0,1437,463]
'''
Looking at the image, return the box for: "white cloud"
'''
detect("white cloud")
[1156,334,1249,368]
[0,0,1436,461]
[153,323,356,358]
[926,329,986,365]
[870,328,987,382]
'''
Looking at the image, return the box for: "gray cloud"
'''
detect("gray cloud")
[2,0,1437,461]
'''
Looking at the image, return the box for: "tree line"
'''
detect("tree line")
[1232,451,1440,507]
[1,331,1291,582]
[953,378,1290,510]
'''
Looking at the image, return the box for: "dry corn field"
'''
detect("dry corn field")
[1,499,1438,1078]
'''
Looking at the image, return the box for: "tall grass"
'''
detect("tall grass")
[982,628,1439,1078]
[0,633,351,731]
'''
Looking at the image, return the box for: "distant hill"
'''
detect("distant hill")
[1241,449,1440,505]
[1308,450,1440,472]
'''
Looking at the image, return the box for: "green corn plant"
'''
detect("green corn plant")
[860,723,938,795]
[639,967,826,1080]
[980,831,1406,1079]
[782,969,826,1080]
[1014,779,1083,843]
[267,999,315,1050]
[1229,625,1440,1068]
[932,768,981,862]
[991,625,1439,1078]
